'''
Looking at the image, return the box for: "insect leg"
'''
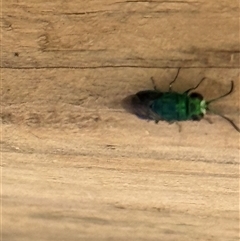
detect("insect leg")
[204,117,213,124]
[175,122,182,132]
[151,77,158,91]
[167,120,182,132]
[168,68,181,92]
[184,77,206,94]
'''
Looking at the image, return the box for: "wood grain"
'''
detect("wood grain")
[1,0,240,240]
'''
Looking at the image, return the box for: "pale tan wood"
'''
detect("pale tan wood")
[1,0,240,240]
[2,0,239,68]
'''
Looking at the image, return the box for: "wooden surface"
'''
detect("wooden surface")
[1,1,240,240]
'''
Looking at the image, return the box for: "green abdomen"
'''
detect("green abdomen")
[150,92,189,121]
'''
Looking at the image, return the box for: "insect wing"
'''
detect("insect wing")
[121,91,162,121]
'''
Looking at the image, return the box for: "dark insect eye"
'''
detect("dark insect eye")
[189,92,203,100]
[192,113,204,121]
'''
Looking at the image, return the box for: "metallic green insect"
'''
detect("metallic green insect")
[122,69,240,132]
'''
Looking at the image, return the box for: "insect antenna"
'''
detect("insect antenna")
[206,81,239,132]
[168,68,181,92]
[207,109,240,132]
[207,81,234,104]
[184,77,206,94]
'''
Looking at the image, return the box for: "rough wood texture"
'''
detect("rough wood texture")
[1,0,240,240]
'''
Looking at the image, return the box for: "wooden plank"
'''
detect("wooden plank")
[1,0,240,240]
[2,0,239,68]
[2,67,240,125]
[2,67,240,240]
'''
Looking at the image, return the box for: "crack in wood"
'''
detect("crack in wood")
[2,66,239,70]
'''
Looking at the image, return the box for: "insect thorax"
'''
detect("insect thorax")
[150,92,206,121]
